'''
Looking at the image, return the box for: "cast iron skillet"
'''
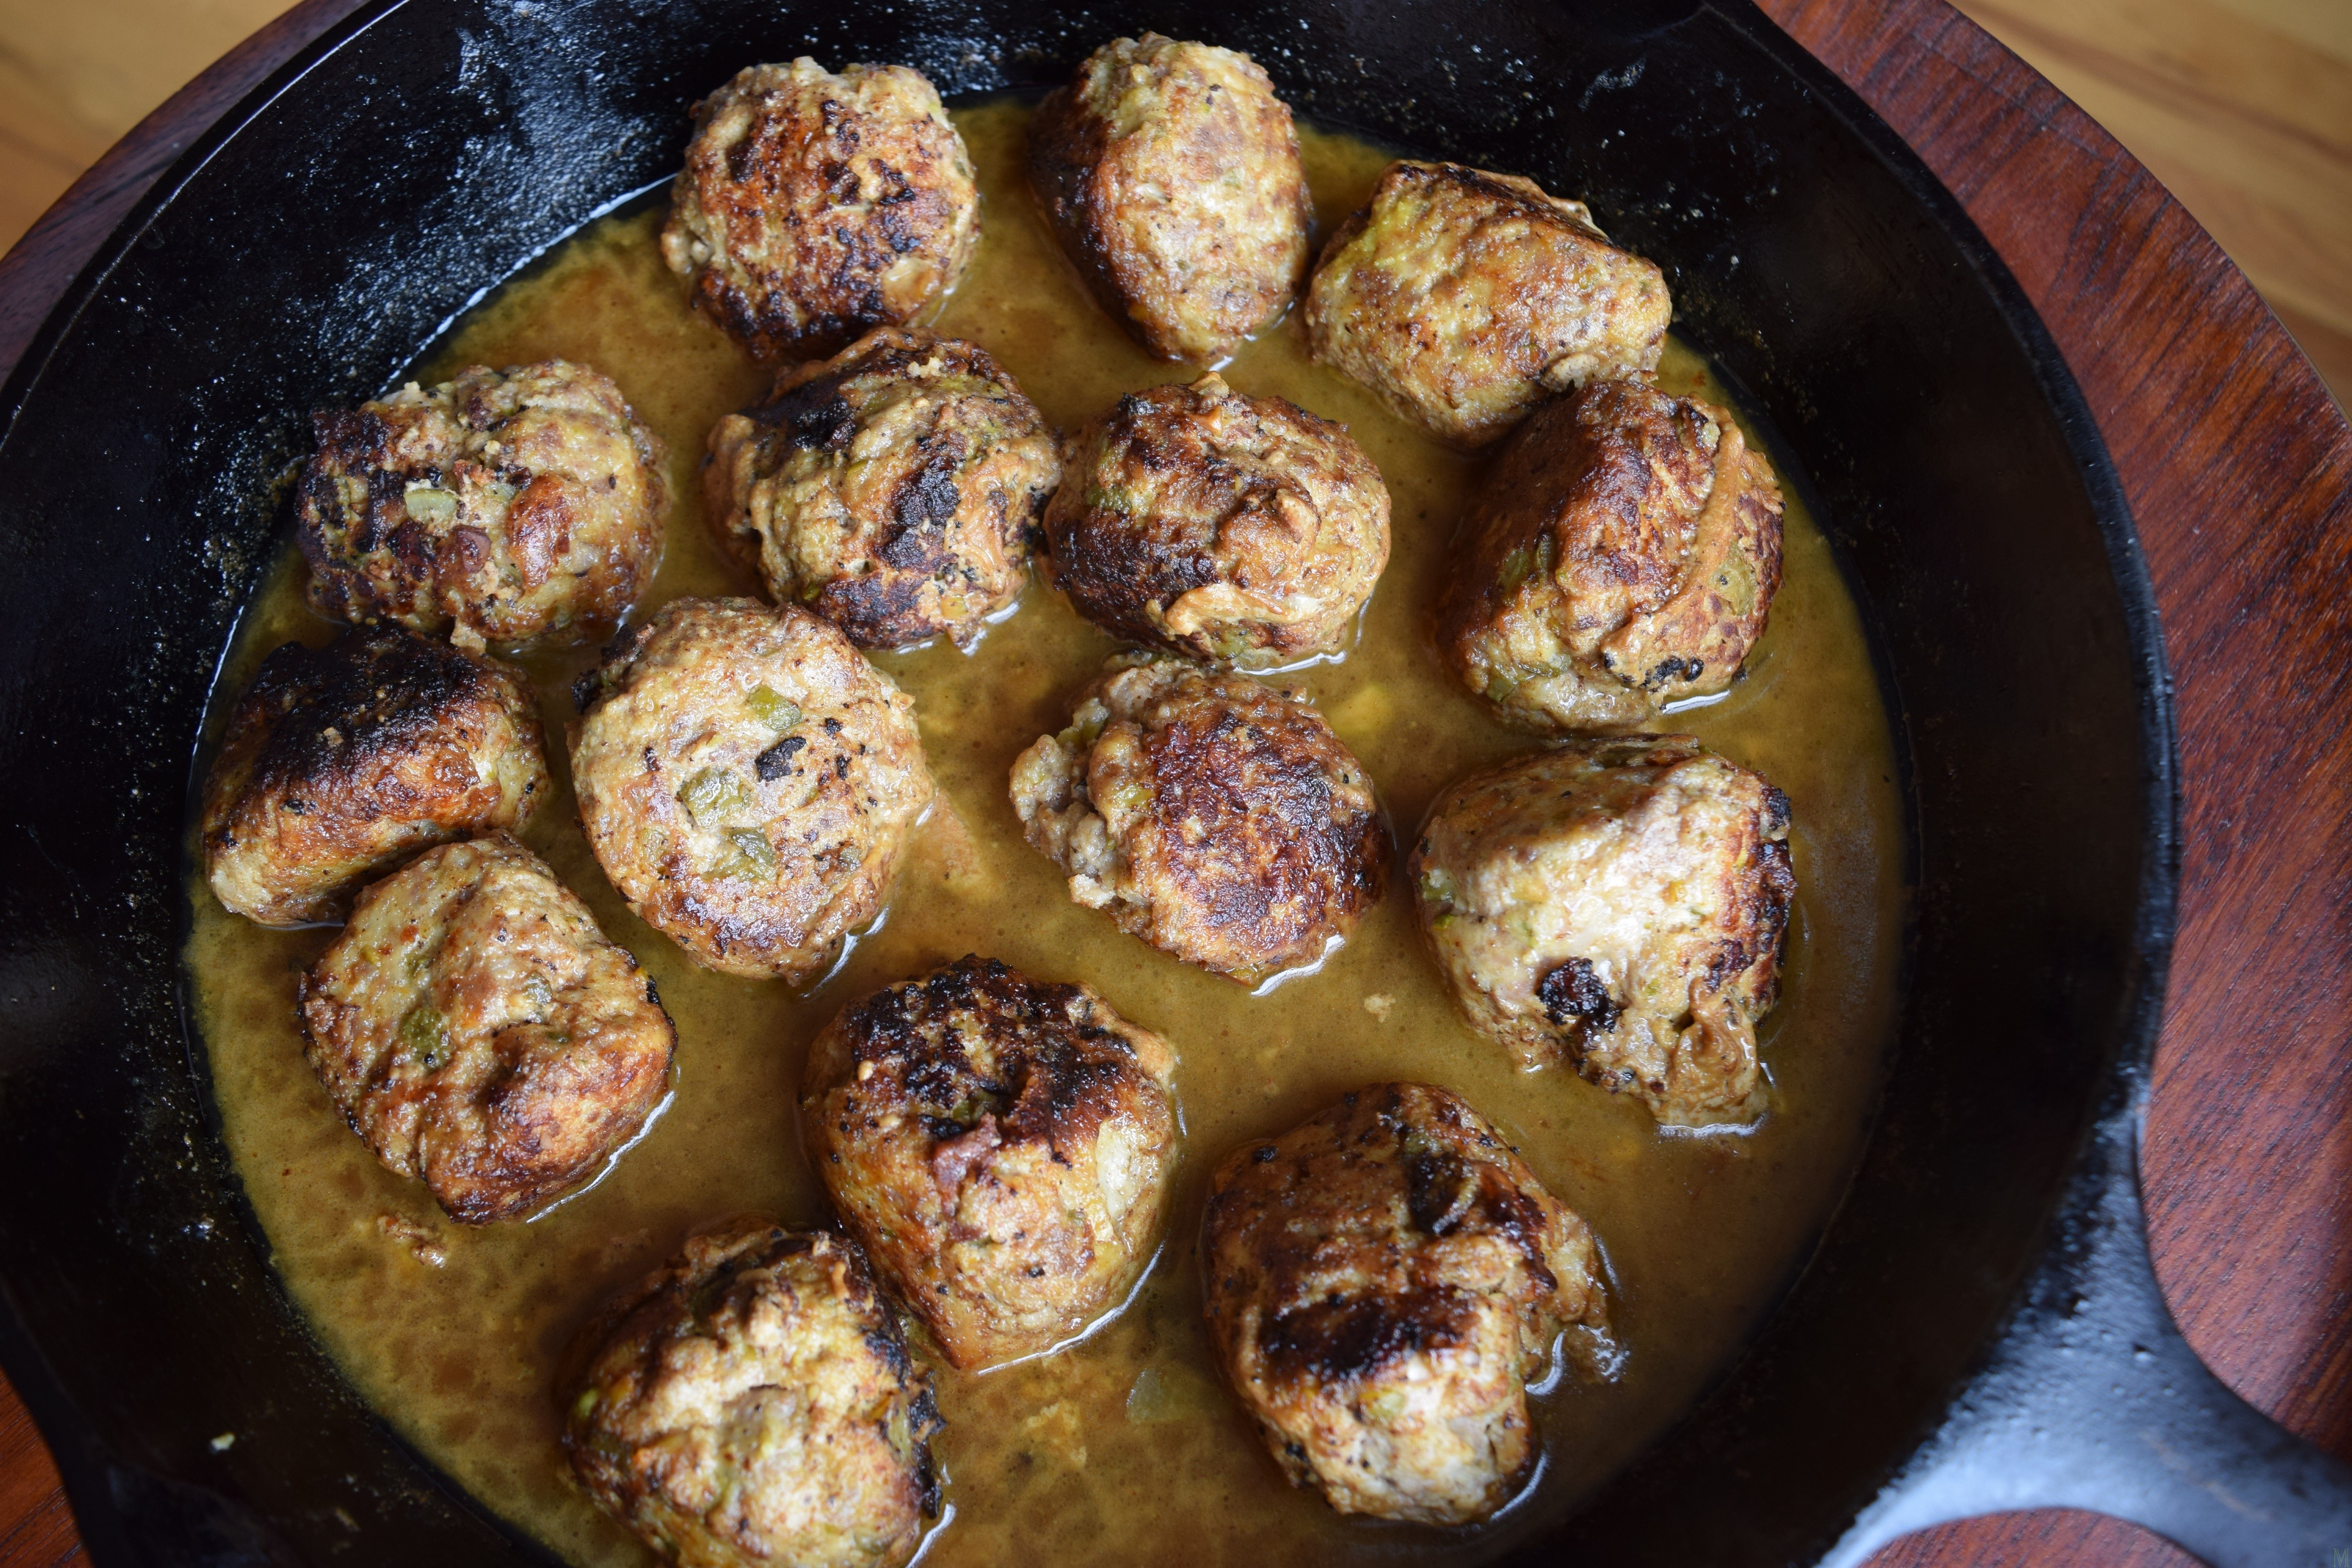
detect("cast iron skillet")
[0,0,2343,1563]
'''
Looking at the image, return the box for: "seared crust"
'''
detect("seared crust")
[298,834,675,1223]
[662,61,979,363]
[1008,655,1390,982]
[1200,1083,1613,1525]
[1042,375,1389,667]
[1410,737,1794,1126]
[1304,162,1670,446]
[562,1224,942,1568]
[296,361,667,644]
[569,598,933,982]
[1442,380,1784,730]
[1027,33,1310,361]
[201,626,548,926]
[704,329,1059,649]
[801,956,1180,1368]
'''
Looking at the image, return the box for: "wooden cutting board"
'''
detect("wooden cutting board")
[0,3,2344,1565]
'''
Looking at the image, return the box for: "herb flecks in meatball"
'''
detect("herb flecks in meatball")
[201,626,547,926]
[1444,379,1785,730]
[562,1224,942,1568]
[297,360,666,645]
[705,329,1059,650]
[570,598,933,983]
[803,956,1180,1369]
[1028,34,1311,362]
[1305,161,1670,447]
[1201,1082,1615,1526]
[1043,375,1389,668]
[298,834,674,1223]
[664,60,979,363]
[1412,737,1794,1127]
[1009,655,1390,983]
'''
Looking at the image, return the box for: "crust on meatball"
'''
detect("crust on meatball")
[1442,380,1785,730]
[570,598,933,983]
[1027,33,1311,361]
[1200,1082,1615,1526]
[802,956,1180,1369]
[1042,374,1389,667]
[562,1223,942,1568]
[662,60,979,363]
[1009,655,1390,983]
[1304,161,1670,447]
[297,834,674,1223]
[1410,737,1794,1127]
[296,360,667,645]
[704,329,1059,649]
[200,626,547,927]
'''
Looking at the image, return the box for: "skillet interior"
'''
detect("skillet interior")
[0,1,2166,1563]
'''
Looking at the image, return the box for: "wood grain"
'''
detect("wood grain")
[2,3,2349,1567]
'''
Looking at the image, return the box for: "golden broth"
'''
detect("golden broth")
[186,101,1907,1567]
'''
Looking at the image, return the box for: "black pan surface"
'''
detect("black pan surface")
[0,1,2195,1563]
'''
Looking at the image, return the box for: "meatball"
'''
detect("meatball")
[297,360,667,645]
[1303,161,1671,446]
[704,329,1060,650]
[1027,34,1311,361]
[200,626,547,927]
[570,598,933,983]
[1200,1082,1614,1526]
[298,833,675,1223]
[562,1223,941,1568]
[1442,379,1785,730]
[1411,737,1794,1127]
[1009,655,1390,983]
[1042,374,1389,667]
[662,60,979,363]
[802,956,1180,1369]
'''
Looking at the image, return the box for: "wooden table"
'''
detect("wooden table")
[2,3,2346,1564]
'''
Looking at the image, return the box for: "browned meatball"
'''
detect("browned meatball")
[1200,1082,1615,1526]
[1304,162,1671,446]
[1008,655,1390,983]
[570,598,933,983]
[1042,375,1389,667]
[662,60,979,363]
[1411,737,1793,1127]
[298,834,675,1223]
[200,626,547,926]
[704,329,1060,649]
[562,1223,942,1568]
[1442,379,1785,730]
[297,361,667,645]
[802,956,1180,1369]
[1027,34,1311,361]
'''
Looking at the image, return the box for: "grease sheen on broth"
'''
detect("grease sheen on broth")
[186,101,1907,1567]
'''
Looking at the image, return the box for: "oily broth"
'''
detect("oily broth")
[185,101,1907,1567]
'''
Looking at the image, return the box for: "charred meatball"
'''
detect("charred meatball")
[802,956,1180,1369]
[298,834,674,1223]
[1304,162,1671,446]
[562,1223,941,1568]
[1411,737,1794,1127]
[1009,655,1389,982]
[297,360,666,645]
[1028,34,1311,361]
[1042,374,1389,667]
[704,329,1060,649]
[1201,1082,1614,1526]
[663,60,979,363]
[1443,380,1784,730]
[570,598,933,983]
[201,626,547,926]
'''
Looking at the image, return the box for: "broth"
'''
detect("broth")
[186,100,1907,1566]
